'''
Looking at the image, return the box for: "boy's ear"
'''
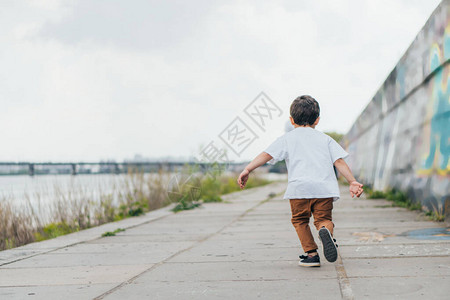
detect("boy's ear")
[314,117,320,126]
[290,116,295,125]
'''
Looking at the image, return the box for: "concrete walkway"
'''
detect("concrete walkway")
[1,182,449,299]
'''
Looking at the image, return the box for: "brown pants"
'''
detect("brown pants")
[289,198,334,253]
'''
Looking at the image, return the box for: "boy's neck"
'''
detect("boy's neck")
[293,124,315,129]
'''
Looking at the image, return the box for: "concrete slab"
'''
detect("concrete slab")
[333,210,426,222]
[338,243,450,258]
[121,223,226,235]
[220,222,292,233]
[336,221,439,230]
[334,229,450,245]
[86,233,206,243]
[216,230,299,241]
[168,244,307,263]
[0,264,152,286]
[0,249,47,265]
[213,235,305,251]
[120,227,212,236]
[3,244,189,268]
[136,260,337,282]
[49,241,195,254]
[343,256,450,277]
[0,284,116,300]
[103,278,342,300]
[2,239,196,269]
[334,224,442,236]
[207,235,299,248]
[155,214,238,221]
[350,276,450,299]
[239,213,292,219]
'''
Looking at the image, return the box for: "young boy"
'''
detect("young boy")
[237,95,363,267]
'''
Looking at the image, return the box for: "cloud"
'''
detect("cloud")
[0,0,442,161]
[39,0,219,51]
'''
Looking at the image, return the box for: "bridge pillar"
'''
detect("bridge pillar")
[71,164,77,175]
[28,164,35,176]
[114,163,120,174]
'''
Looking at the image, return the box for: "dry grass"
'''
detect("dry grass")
[0,199,35,249]
[0,170,172,250]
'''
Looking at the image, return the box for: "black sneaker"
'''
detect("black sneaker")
[319,227,338,262]
[298,254,320,267]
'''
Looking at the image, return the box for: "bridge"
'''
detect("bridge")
[0,161,244,176]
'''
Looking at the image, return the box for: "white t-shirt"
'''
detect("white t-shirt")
[264,127,348,201]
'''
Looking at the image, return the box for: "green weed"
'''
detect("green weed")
[425,203,445,222]
[364,186,446,222]
[425,210,445,222]
[169,164,272,211]
[362,186,386,199]
[172,195,202,212]
[369,190,387,199]
[385,189,421,211]
[102,228,125,237]
[35,222,79,242]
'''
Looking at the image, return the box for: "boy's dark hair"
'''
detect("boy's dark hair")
[290,95,320,126]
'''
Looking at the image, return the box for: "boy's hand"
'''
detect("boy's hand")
[237,152,272,189]
[349,181,363,198]
[237,169,250,189]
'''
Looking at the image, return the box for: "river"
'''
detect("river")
[0,172,287,207]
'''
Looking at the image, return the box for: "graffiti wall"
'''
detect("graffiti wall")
[343,1,450,221]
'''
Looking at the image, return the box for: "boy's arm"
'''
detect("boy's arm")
[333,158,364,198]
[237,152,273,189]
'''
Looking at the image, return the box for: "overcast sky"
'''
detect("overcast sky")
[0,0,442,162]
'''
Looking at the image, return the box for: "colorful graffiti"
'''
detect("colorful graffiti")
[421,37,450,175]
[344,2,450,221]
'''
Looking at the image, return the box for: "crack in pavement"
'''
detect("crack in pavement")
[335,254,354,300]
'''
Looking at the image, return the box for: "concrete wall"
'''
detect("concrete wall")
[343,1,450,219]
